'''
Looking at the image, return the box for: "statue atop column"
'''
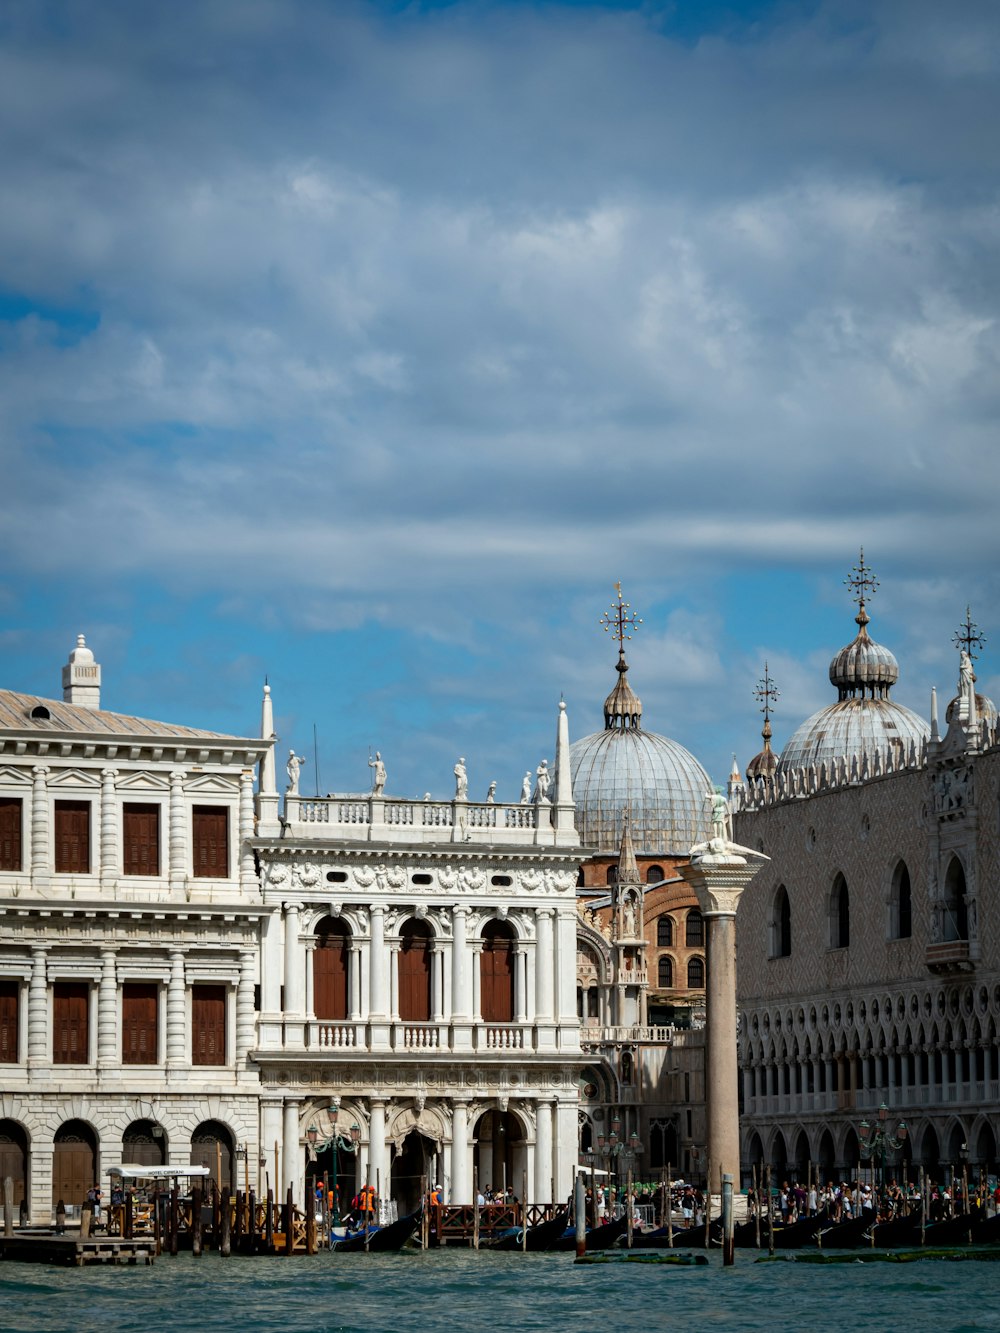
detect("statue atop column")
[705,786,732,846]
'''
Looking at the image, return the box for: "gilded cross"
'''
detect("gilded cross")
[953,606,986,663]
[753,662,780,723]
[600,583,642,650]
[844,547,879,612]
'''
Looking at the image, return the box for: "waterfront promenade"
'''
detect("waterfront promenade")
[1,1247,997,1333]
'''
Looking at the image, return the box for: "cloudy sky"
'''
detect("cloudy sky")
[1,0,998,800]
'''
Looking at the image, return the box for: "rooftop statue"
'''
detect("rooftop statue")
[454,757,468,801]
[286,750,302,795]
[368,749,387,796]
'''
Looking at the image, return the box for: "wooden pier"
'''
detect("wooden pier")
[0,1233,156,1266]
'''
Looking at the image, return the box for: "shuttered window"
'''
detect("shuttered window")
[55,801,90,874]
[0,798,22,871]
[314,923,349,1020]
[122,982,158,1064]
[0,980,18,1063]
[192,806,228,878]
[53,982,89,1064]
[192,984,226,1066]
[123,803,160,876]
[398,924,432,1022]
[480,930,515,1023]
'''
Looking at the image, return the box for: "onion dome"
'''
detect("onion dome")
[778,553,929,773]
[746,662,779,784]
[570,587,712,855]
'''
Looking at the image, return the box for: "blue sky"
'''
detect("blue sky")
[1,0,998,800]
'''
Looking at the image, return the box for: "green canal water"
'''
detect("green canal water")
[2,1248,999,1333]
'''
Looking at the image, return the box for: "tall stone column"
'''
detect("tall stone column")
[27,946,48,1067]
[97,947,118,1068]
[431,947,444,1022]
[283,901,305,1048]
[471,942,483,1022]
[369,1098,389,1200]
[535,908,554,1048]
[350,945,362,1021]
[451,1099,470,1203]
[389,945,400,1021]
[30,766,50,890]
[534,1098,554,1204]
[283,1099,301,1201]
[451,906,469,1017]
[680,839,766,1192]
[100,768,119,887]
[166,949,187,1067]
[514,949,527,1024]
[168,770,187,893]
[369,908,386,1015]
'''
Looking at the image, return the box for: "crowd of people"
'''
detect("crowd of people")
[746,1177,1000,1226]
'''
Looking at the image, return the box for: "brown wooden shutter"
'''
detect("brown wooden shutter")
[314,928,349,1020]
[121,982,158,1064]
[54,801,90,874]
[398,932,431,1022]
[0,797,22,871]
[53,982,89,1064]
[192,984,226,1065]
[0,979,18,1063]
[192,805,229,878]
[480,935,514,1023]
[123,803,160,876]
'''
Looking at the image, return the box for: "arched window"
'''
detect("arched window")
[890,861,912,939]
[685,909,704,948]
[480,920,515,1023]
[398,919,433,1022]
[646,864,664,884]
[830,874,850,948]
[657,915,673,947]
[606,865,618,886]
[770,885,791,958]
[314,917,351,1021]
[943,856,968,941]
[687,956,705,988]
[658,955,673,988]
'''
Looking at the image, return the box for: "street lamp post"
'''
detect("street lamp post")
[593,1115,643,1214]
[859,1102,907,1212]
[307,1112,361,1226]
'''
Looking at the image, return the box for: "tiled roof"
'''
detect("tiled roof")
[0,689,248,742]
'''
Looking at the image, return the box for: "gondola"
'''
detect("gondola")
[869,1212,922,1248]
[971,1211,1000,1245]
[329,1208,422,1252]
[489,1208,572,1252]
[553,1213,629,1251]
[816,1214,872,1249]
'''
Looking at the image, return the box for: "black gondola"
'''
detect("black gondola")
[490,1208,572,1251]
[329,1208,421,1252]
[553,1214,630,1251]
[817,1214,872,1249]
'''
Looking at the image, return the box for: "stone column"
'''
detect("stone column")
[534,1099,554,1204]
[471,942,483,1022]
[535,909,554,1049]
[369,1099,389,1200]
[680,839,767,1192]
[451,906,469,1017]
[514,949,527,1024]
[283,1099,301,1202]
[258,907,283,1049]
[238,769,256,890]
[166,949,187,1067]
[451,1099,470,1203]
[283,902,303,1015]
[27,946,48,1067]
[350,945,362,1021]
[431,947,444,1022]
[100,768,119,887]
[389,945,400,1022]
[168,770,187,893]
[304,937,317,1019]
[97,947,117,1068]
[235,950,256,1066]
[30,766,50,890]
[369,908,386,1016]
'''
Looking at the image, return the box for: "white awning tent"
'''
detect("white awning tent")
[107,1165,212,1181]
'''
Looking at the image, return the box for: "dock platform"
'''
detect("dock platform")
[0,1233,156,1266]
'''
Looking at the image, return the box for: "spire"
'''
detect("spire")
[600,583,643,730]
[829,550,899,700]
[616,808,639,886]
[62,633,101,709]
[553,697,576,835]
[257,680,281,836]
[930,686,939,743]
[746,662,779,784]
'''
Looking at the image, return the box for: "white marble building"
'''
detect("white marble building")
[0,637,584,1219]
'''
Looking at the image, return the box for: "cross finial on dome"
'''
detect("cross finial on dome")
[753,661,779,743]
[953,606,985,679]
[844,548,879,631]
[600,582,642,656]
[600,584,643,730]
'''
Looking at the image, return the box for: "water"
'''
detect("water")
[2,1248,1000,1333]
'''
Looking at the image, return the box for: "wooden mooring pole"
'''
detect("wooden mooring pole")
[192,1186,203,1257]
[220,1187,232,1257]
[722,1171,735,1266]
[574,1171,586,1259]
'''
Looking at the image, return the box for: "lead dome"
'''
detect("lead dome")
[569,590,712,855]
[778,553,929,773]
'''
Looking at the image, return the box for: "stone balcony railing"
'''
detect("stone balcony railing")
[580,1023,682,1046]
[280,794,578,847]
[299,1019,568,1055]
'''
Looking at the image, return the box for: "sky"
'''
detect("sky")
[1,0,999,801]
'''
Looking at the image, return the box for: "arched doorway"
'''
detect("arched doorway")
[398,920,432,1022]
[770,1128,788,1178]
[0,1120,28,1210]
[190,1120,234,1193]
[976,1121,997,1172]
[842,1126,860,1177]
[122,1120,166,1168]
[474,1110,525,1198]
[52,1120,98,1211]
[793,1130,810,1182]
[480,921,515,1023]
[919,1124,941,1175]
[817,1128,835,1180]
[314,917,351,1021]
[390,1130,437,1215]
[944,857,969,940]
